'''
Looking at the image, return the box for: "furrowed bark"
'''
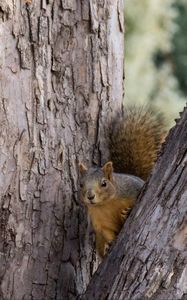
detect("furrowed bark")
[82,106,187,300]
[0,0,124,299]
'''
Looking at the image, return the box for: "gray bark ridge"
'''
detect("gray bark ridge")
[82,106,187,300]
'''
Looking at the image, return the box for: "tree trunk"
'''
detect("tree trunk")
[82,106,187,300]
[0,1,124,299]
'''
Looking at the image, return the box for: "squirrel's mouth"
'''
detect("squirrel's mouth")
[86,199,96,205]
[90,199,97,204]
[85,198,97,205]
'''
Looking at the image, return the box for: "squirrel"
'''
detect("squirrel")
[79,106,166,257]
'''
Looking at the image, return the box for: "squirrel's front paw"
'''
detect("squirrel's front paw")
[104,241,113,256]
[121,207,132,221]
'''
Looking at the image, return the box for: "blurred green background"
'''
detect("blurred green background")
[125,0,187,128]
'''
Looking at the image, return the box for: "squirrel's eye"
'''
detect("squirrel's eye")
[80,183,83,188]
[101,179,107,187]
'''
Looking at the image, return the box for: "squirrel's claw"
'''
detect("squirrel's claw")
[121,207,132,221]
[103,241,113,256]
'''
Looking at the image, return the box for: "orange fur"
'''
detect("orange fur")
[87,197,134,257]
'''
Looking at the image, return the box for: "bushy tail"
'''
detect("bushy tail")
[109,106,166,180]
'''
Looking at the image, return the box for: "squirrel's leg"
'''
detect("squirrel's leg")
[103,241,113,256]
[102,229,116,242]
[102,229,116,256]
[95,232,106,257]
[96,230,116,257]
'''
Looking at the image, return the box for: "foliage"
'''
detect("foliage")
[172,2,187,95]
[125,0,186,127]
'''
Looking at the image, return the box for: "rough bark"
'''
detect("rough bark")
[0,1,124,299]
[82,106,187,300]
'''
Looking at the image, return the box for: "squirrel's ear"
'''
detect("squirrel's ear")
[79,162,88,175]
[102,161,113,181]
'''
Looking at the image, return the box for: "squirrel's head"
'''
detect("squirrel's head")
[79,161,116,206]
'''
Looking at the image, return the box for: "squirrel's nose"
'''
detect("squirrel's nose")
[87,190,95,201]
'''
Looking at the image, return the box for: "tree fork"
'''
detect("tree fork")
[82,106,187,300]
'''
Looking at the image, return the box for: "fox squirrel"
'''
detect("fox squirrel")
[79,107,166,257]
